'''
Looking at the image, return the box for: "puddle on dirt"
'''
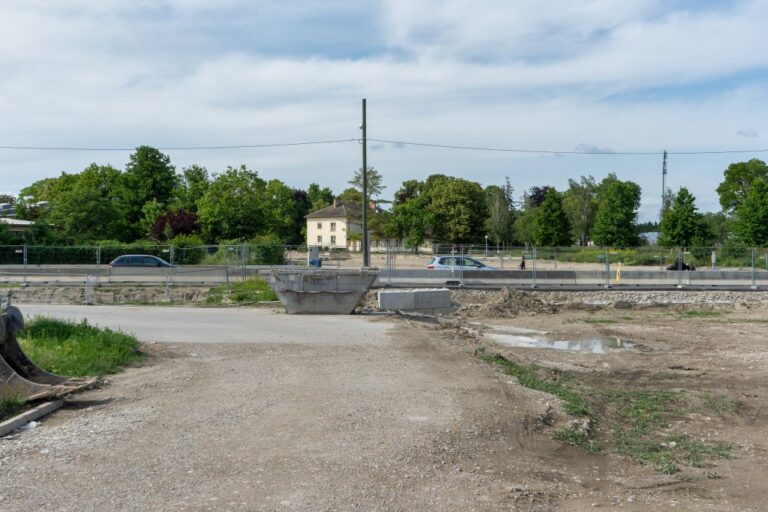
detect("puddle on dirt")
[487,328,634,354]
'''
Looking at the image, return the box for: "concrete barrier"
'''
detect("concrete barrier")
[378,288,454,314]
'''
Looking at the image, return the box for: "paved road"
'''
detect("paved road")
[20,304,392,344]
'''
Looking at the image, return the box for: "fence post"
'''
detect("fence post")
[676,250,684,288]
[751,248,757,289]
[531,246,537,288]
[22,245,28,286]
[96,246,101,285]
[603,248,610,288]
[169,244,175,285]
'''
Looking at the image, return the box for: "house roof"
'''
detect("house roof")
[305,201,362,220]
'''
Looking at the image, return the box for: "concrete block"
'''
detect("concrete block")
[378,288,454,314]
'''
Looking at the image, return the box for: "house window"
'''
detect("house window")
[330,222,336,232]
[317,236,322,243]
[317,222,322,229]
[330,235,336,244]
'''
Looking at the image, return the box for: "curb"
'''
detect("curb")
[0,400,64,437]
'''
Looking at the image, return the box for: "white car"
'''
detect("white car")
[427,256,496,270]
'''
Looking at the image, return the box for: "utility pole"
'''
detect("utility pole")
[660,150,668,221]
[361,98,369,267]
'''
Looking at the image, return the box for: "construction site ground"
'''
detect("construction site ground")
[1,291,767,511]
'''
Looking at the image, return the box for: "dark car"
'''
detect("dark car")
[666,258,695,271]
[109,255,174,268]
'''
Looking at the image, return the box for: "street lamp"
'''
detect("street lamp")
[484,235,488,257]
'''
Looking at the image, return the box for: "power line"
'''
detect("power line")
[0,139,357,151]
[1,136,767,156]
[368,138,768,156]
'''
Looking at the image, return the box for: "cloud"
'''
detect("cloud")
[0,0,766,220]
[573,143,615,154]
[737,128,759,137]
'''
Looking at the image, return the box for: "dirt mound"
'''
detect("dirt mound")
[460,287,556,318]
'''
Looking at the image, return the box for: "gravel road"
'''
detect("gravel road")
[1,307,565,511]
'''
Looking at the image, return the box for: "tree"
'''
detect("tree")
[524,186,554,209]
[173,165,210,212]
[716,159,768,213]
[563,176,598,246]
[390,181,429,249]
[732,178,768,246]
[46,164,131,243]
[591,177,642,247]
[197,166,267,242]
[484,180,515,246]
[150,210,201,241]
[513,208,541,246]
[658,187,710,248]
[121,146,178,234]
[701,212,731,246]
[307,183,334,212]
[0,195,15,205]
[262,180,306,244]
[535,189,572,246]
[349,166,385,198]
[337,187,363,204]
[423,175,487,244]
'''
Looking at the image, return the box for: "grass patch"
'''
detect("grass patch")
[205,277,277,305]
[482,350,733,473]
[679,310,722,318]
[0,396,26,421]
[582,318,618,324]
[18,317,143,376]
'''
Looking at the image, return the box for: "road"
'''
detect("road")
[4,305,570,511]
[19,305,391,344]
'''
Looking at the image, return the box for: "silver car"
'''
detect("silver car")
[427,256,496,270]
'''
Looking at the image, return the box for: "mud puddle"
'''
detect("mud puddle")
[485,327,634,354]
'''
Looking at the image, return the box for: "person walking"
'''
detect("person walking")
[519,254,526,270]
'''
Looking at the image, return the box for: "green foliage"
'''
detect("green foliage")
[717,159,768,213]
[563,176,598,246]
[170,234,206,264]
[591,176,642,247]
[659,187,711,248]
[44,164,131,243]
[0,396,25,421]
[262,180,306,244]
[172,165,210,212]
[205,277,277,305]
[197,165,267,242]
[424,175,487,243]
[535,189,572,246]
[348,166,385,198]
[307,183,334,212]
[18,317,143,376]
[732,178,768,246]
[484,179,516,246]
[513,207,540,246]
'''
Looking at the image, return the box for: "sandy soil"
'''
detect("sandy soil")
[1,296,767,510]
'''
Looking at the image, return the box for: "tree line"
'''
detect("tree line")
[2,146,767,249]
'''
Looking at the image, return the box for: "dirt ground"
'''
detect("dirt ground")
[2,293,768,510]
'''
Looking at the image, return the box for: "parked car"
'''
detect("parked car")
[109,255,174,268]
[427,256,496,270]
[666,257,695,271]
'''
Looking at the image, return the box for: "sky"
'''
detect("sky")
[1,0,767,221]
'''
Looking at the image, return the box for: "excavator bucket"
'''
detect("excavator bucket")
[0,304,97,401]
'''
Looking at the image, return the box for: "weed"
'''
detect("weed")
[582,318,618,324]
[481,351,734,474]
[18,317,143,376]
[680,310,722,318]
[554,429,603,453]
[206,278,277,305]
[482,354,592,417]
[701,394,742,415]
[0,395,25,421]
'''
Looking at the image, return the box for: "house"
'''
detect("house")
[305,200,363,250]
[0,218,34,233]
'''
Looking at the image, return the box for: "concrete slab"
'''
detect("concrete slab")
[378,288,455,314]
